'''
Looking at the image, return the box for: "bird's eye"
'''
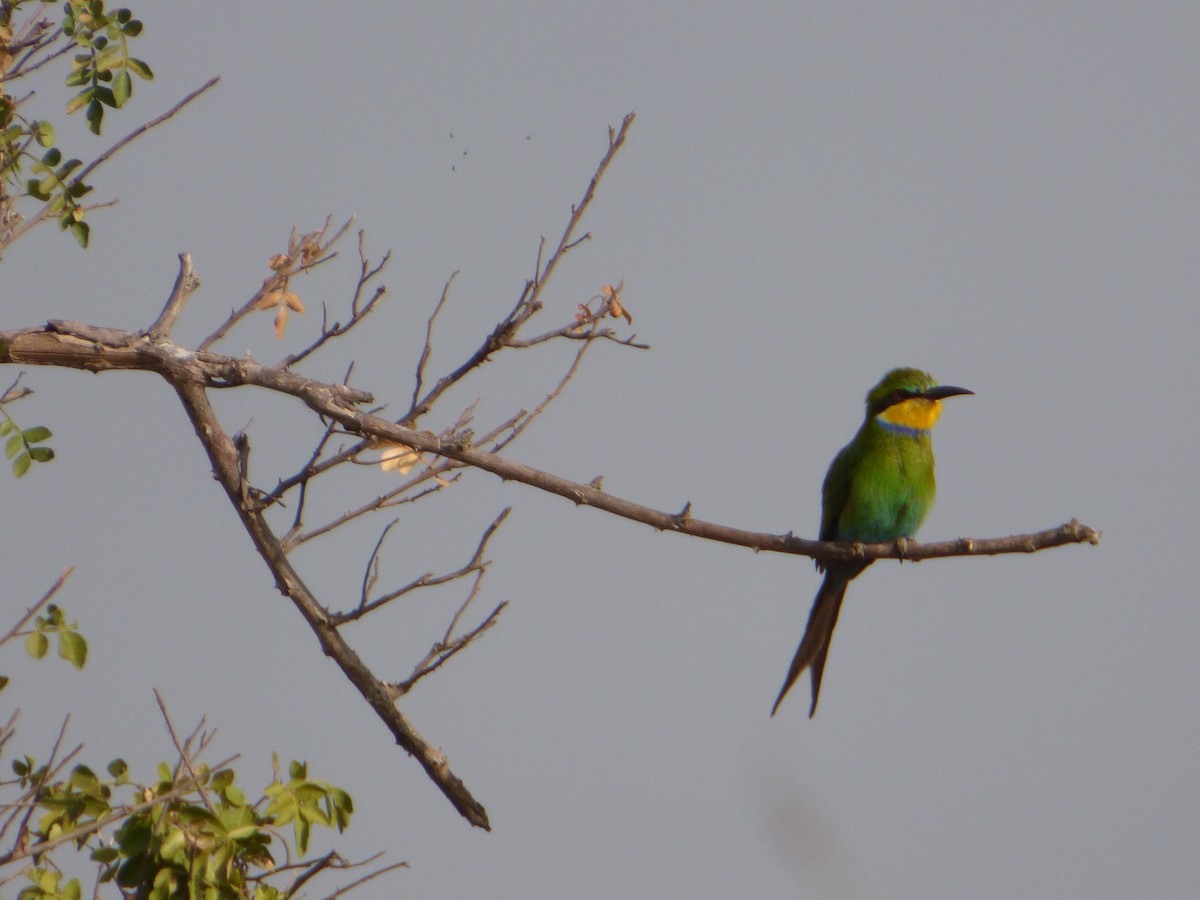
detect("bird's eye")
[891,389,908,402]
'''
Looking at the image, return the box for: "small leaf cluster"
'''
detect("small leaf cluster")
[22,604,87,669]
[0,112,93,246]
[20,122,92,247]
[16,867,82,900]
[263,759,354,856]
[0,408,55,477]
[62,2,153,136]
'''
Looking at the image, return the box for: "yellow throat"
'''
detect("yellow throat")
[878,397,943,432]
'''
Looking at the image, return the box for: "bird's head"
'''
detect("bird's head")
[866,367,973,433]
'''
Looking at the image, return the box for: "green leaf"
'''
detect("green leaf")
[72,220,90,248]
[6,433,23,458]
[295,816,311,855]
[112,69,131,107]
[22,426,51,443]
[33,121,55,147]
[86,99,103,135]
[123,20,144,38]
[107,758,128,778]
[29,447,55,462]
[0,420,11,435]
[127,56,152,79]
[58,631,88,669]
[116,816,152,856]
[66,88,92,114]
[26,178,51,201]
[70,764,99,790]
[26,631,49,659]
[41,147,63,167]
[13,453,31,477]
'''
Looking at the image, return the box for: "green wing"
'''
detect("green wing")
[819,440,859,543]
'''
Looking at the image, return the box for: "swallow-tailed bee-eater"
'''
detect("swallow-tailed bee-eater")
[771,367,972,717]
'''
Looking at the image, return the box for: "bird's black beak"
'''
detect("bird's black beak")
[920,385,973,401]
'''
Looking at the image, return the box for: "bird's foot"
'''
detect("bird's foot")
[894,535,910,562]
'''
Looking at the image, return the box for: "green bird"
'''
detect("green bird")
[771,367,972,717]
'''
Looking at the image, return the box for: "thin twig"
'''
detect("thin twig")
[403,114,637,423]
[410,271,457,417]
[76,77,221,185]
[277,233,391,368]
[339,507,510,623]
[285,465,460,550]
[390,600,507,697]
[153,689,214,813]
[320,859,411,898]
[6,77,221,248]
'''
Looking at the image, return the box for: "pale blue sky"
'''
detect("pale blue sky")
[5,3,1198,897]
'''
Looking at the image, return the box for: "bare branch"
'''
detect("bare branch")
[338,507,511,623]
[389,600,507,698]
[277,232,391,369]
[403,114,637,423]
[167,373,490,829]
[148,253,201,339]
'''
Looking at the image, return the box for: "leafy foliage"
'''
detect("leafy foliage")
[0,1,153,249]
[11,754,358,899]
[1,598,377,898]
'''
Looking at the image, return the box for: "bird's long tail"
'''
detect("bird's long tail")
[771,563,866,717]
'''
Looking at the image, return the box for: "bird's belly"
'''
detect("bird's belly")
[838,488,929,543]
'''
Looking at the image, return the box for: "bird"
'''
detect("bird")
[771,367,973,717]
